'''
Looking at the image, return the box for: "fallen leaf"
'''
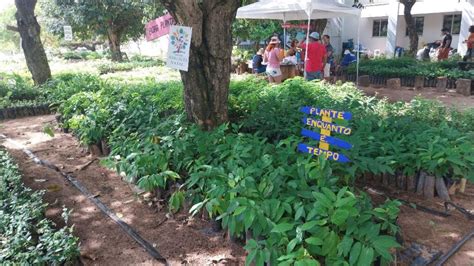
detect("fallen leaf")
[46,184,62,192]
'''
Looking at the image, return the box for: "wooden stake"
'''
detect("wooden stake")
[460,178,467,193]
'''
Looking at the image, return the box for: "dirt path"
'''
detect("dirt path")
[360,86,474,110]
[0,115,245,266]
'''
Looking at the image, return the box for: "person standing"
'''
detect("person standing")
[463,25,474,62]
[263,36,284,84]
[322,35,334,81]
[252,48,266,74]
[300,32,327,81]
[438,28,452,61]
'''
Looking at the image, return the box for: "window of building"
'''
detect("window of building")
[443,14,462,34]
[373,19,388,37]
[406,17,424,36]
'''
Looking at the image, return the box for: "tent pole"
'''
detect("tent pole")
[304,4,312,79]
[283,15,286,51]
[356,16,360,86]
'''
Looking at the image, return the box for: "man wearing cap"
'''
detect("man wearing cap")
[438,28,452,61]
[300,32,327,81]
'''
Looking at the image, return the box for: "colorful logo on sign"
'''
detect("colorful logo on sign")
[298,106,353,163]
[170,28,190,54]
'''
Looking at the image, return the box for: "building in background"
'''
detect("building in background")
[332,0,473,57]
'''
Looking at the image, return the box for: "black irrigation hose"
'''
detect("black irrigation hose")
[395,198,451,218]
[444,202,474,220]
[0,134,167,264]
[365,187,451,218]
[434,228,474,266]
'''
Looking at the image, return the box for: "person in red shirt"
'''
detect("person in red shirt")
[300,32,327,81]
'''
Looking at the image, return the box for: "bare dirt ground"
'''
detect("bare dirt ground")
[361,180,474,266]
[360,86,474,111]
[0,115,245,266]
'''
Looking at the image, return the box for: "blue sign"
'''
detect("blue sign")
[301,129,353,150]
[298,143,351,163]
[298,106,353,163]
[300,106,352,120]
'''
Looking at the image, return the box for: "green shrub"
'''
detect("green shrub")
[0,149,79,264]
[0,74,39,101]
[62,50,105,60]
[348,57,474,80]
[97,59,164,74]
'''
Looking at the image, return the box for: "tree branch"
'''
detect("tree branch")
[6,25,19,32]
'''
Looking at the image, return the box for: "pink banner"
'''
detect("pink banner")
[145,14,175,41]
[281,23,313,30]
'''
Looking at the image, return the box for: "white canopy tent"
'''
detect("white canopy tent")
[236,0,362,83]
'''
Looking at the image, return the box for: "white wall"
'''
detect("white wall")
[338,0,472,56]
[396,13,461,50]
[341,17,389,55]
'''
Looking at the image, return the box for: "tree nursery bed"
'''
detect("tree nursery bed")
[0,115,245,265]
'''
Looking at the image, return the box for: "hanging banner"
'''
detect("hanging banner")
[166,25,192,72]
[63,25,73,41]
[145,13,175,41]
[281,23,313,30]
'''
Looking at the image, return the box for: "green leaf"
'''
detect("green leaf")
[321,187,337,201]
[372,235,400,260]
[338,235,354,257]
[331,209,350,226]
[305,237,323,246]
[287,238,300,253]
[244,209,255,230]
[245,248,258,266]
[356,246,374,266]
[349,242,362,266]
[43,124,55,137]
[295,206,305,220]
[321,231,339,256]
[233,206,247,216]
[301,221,318,231]
[312,192,332,209]
[295,259,320,266]
[271,222,294,233]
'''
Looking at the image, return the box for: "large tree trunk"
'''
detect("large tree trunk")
[107,28,123,62]
[14,0,51,85]
[161,0,241,130]
[401,0,418,55]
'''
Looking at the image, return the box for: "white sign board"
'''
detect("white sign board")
[166,25,192,72]
[63,25,73,41]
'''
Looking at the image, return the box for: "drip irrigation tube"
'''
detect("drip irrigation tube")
[434,228,474,266]
[0,134,167,264]
[396,198,450,218]
[365,187,450,218]
[444,202,474,220]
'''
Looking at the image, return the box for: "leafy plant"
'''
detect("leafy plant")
[0,149,79,264]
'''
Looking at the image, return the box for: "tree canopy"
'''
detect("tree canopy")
[40,0,164,61]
